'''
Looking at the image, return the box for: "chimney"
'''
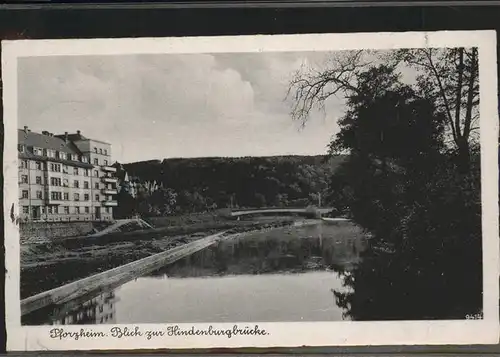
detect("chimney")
[77,130,81,135]
[64,131,68,142]
[23,126,28,133]
[42,131,49,135]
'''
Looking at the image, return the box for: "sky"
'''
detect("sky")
[18,51,365,163]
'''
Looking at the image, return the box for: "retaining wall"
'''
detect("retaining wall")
[19,222,102,244]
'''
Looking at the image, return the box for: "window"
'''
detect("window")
[74,193,80,201]
[21,175,28,183]
[84,181,89,189]
[94,182,99,189]
[94,147,98,153]
[33,147,43,156]
[99,148,103,154]
[74,180,79,188]
[22,206,29,214]
[18,144,25,153]
[21,190,28,199]
[104,149,108,155]
[35,176,42,185]
[82,156,89,163]
[94,170,99,177]
[85,206,90,213]
[64,206,69,214]
[50,178,61,186]
[104,160,108,166]
[47,206,53,214]
[20,160,28,169]
[95,194,100,201]
[51,192,62,200]
[55,151,60,159]
[63,179,69,187]
[53,206,59,214]
[84,169,89,176]
[73,167,79,175]
[50,163,61,172]
[94,158,99,165]
[75,206,80,214]
[64,193,69,201]
[41,206,45,214]
[106,207,111,213]
[36,191,42,199]
[36,162,42,170]
[84,194,89,201]
[60,152,66,160]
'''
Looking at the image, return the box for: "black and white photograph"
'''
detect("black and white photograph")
[3,31,499,350]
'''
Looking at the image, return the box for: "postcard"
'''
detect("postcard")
[3,30,499,351]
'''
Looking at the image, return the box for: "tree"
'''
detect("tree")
[287,50,372,126]
[287,48,479,172]
[390,48,479,172]
[317,63,482,320]
[150,187,177,215]
[115,189,137,218]
[329,65,446,161]
[253,193,267,208]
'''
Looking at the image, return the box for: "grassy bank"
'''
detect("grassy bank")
[20,214,298,299]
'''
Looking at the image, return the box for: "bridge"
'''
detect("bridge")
[229,207,335,218]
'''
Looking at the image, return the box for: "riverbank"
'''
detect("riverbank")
[20,215,302,299]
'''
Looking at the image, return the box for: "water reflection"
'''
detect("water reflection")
[333,244,483,321]
[150,223,366,279]
[22,222,367,325]
[22,291,118,325]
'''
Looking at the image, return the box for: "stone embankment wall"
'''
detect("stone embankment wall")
[19,222,106,244]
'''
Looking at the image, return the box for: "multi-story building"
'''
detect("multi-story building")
[18,126,118,222]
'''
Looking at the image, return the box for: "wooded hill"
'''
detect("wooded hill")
[121,155,345,212]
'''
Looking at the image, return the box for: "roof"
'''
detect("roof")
[18,152,94,169]
[60,133,110,145]
[60,133,88,142]
[18,129,80,155]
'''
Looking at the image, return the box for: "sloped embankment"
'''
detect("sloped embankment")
[20,216,296,299]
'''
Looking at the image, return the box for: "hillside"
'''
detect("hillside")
[120,155,345,214]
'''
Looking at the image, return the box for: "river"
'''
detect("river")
[22,221,368,325]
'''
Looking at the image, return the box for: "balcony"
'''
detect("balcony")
[102,166,117,173]
[101,188,118,195]
[101,176,118,183]
[102,200,118,207]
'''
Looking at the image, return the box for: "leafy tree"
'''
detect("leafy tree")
[290,61,481,319]
[253,193,267,208]
[114,189,136,219]
[150,187,177,215]
[390,48,479,172]
[122,155,344,213]
[287,48,479,173]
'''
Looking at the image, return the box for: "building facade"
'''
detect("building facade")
[18,126,118,222]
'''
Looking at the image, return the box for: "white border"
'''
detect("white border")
[3,31,499,351]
